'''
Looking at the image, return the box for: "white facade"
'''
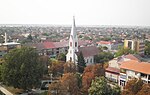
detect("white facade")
[66,16,78,63]
[84,56,94,65]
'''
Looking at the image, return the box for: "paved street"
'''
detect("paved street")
[0,85,13,95]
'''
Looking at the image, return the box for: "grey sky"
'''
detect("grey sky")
[0,0,150,26]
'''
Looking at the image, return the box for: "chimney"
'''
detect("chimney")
[5,32,7,43]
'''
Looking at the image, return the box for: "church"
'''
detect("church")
[66,17,99,65]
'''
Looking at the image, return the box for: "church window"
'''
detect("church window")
[90,58,92,63]
[87,59,89,63]
[75,42,77,47]
[70,42,72,47]
[70,57,72,62]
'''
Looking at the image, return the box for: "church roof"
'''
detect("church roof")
[78,46,99,57]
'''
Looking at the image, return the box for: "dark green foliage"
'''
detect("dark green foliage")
[94,51,114,64]
[27,34,33,41]
[77,52,86,73]
[111,85,121,95]
[57,53,66,61]
[88,77,112,95]
[1,47,44,90]
[115,47,135,57]
[144,40,150,56]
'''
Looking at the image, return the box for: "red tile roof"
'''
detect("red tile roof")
[106,67,120,74]
[120,60,150,74]
[124,54,140,61]
[43,42,55,49]
[97,41,112,45]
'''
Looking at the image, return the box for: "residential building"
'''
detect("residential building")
[124,39,145,54]
[96,41,123,51]
[0,33,21,58]
[105,54,140,83]
[119,60,150,87]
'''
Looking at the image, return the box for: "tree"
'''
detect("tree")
[94,51,114,64]
[144,41,150,56]
[111,85,121,95]
[137,84,150,95]
[48,59,64,76]
[63,62,77,73]
[27,34,33,41]
[88,76,111,95]
[60,73,79,95]
[115,47,135,57]
[81,64,105,94]
[1,47,44,90]
[77,52,86,73]
[57,53,66,62]
[122,78,143,95]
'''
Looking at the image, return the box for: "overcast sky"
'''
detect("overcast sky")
[0,0,150,26]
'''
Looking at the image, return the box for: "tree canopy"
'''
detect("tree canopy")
[122,78,143,95]
[1,47,44,90]
[144,40,150,56]
[115,47,135,57]
[88,76,112,95]
[77,52,86,73]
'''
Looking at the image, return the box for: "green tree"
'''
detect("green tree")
[88,76,111,95]
[77,52,86,73]
[144,41,150,56]
[111,85,121,95]
[1,47,44,90]
[27,34,33,41]
[57,53,66,62]
[115,47,135,57]
[94,51,114,64]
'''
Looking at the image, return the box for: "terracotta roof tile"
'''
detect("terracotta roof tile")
[106,67,120,73]
[120,60,150,74]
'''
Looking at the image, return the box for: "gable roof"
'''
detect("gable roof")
[120,60,150,74]
[78,46,99,57]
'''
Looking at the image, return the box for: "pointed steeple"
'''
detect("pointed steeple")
[71,16,76,37]
[66,16,78,63]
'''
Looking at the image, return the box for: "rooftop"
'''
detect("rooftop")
[120,60,150,74]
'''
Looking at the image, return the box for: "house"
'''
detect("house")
[119,60,150,87]
[96,41,123,51]
[105,54,140,83]
[66,16,99,65]
[0,33,21,58]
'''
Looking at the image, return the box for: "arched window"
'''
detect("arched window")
[70,42,72,47]
[75,42,77,47]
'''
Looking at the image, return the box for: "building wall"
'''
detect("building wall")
[105,72,119,83]
[124,39,145,54]
[84,56,94,65]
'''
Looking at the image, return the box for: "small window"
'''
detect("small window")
[75,42,77,47]
[70,42,72,47]
[70,57,72,62]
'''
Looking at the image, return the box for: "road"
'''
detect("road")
[0,85,13,95]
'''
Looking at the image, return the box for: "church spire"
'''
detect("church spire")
[66,16,78,63]
[71,16,76,37]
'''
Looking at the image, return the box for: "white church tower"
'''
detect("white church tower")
[66,16,78,63]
